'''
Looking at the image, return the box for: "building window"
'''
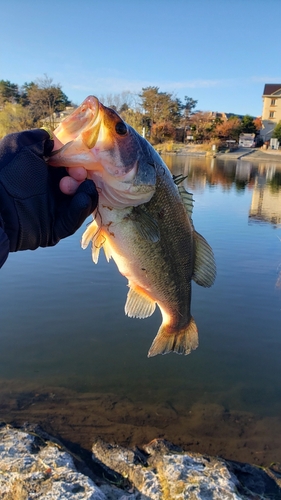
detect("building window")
[269,111,275,118]
[271,99,276,105]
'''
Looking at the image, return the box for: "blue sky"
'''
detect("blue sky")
[1,0,281,117]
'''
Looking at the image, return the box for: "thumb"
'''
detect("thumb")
[55,180,98,240]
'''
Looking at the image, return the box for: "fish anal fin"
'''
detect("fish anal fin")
[125,286,156,319]
[192,230,216,288]
[148,317,198,357]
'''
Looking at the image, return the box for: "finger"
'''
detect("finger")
[66,166,87,181]
[59,176,82,195]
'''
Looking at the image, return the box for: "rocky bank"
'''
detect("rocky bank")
[1,424,281,499]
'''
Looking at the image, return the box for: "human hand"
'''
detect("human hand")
[0,129,98,252]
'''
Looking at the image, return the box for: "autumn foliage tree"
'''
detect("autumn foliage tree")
[213,116,241,141]
[139,87,182,143]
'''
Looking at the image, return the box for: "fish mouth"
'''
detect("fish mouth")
[48,96,102,164]
[54,95,100,144]
[80,96,102,149]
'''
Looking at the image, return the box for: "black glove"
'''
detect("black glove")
[0,129,98,252]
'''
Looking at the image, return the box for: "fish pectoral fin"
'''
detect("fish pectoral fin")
[147,317,198,357]
[131,206,160,243]
[125,286,156,318]
[192,230,216,288]
[81,220,111,264]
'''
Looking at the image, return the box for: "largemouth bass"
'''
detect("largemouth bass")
[49,96,216,357]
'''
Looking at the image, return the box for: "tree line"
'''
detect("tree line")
[0,76,70,137]
[0,75,265,145]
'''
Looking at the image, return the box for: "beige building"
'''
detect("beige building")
[261,84,281,141]
[41,106,77,130]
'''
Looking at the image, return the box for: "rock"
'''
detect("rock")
[1,424,281,499]
[0,425,105,499]
[92,438,281,499]
[92,438,241,499]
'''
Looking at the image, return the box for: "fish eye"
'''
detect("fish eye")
[115,122,127,135]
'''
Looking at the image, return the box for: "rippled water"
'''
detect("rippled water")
[1,154,281,465]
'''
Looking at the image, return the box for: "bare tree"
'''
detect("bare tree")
[24,74,70,128]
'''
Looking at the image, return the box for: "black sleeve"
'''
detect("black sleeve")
[0,225,9,268]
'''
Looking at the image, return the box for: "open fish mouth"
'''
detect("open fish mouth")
[48,96,142,178]
[53,96,101,145]
[48,96,105,168]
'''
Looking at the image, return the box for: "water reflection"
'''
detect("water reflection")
[1,154,281,466]
[164,154,281,227]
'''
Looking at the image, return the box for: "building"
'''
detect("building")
[41,106,77,129]
[239,133,256,147]
[260,84,281,141]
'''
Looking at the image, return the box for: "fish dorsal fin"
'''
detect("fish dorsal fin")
[125,286,156,318]
[130,206,160,243]
[81,220,111,264]
[178,186,194,221]
[173,174,194,221]
[192,231,216,287]
[173,173,188,185]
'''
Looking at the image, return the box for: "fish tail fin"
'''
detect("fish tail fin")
[147,317,198,357]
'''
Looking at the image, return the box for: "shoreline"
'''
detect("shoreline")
[160,146,281,162]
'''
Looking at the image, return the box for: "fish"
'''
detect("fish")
[49,96,216,357]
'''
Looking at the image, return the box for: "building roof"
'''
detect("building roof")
[263,84,281,95]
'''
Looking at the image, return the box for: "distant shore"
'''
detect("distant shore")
[159,145,281,162]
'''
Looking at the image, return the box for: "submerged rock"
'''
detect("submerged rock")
[0,424,281,499]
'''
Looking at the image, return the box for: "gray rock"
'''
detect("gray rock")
[92,438,241,499]
[0,425,105,499]
[1,425,281,499]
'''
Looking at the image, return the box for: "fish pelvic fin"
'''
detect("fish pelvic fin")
[81,220,112,263]
[147,317,198,357]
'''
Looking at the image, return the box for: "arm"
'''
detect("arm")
[0,129,98,268]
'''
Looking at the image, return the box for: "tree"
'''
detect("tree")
[22,75,71,128]
[272,121,281,142]
[213,116,241,141]
[181,96,198,128]
[239,115,257,134]
[98,91,137,114]
[0,80,20,106]
[0,103,33,138]
[253,116,262,131]
[139,87,182,142]
[120,108,143,134]
[140,87,181,124]
[151,121,177,143]
[189,111,214,142]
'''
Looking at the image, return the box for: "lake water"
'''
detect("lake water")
[1,154,281,466]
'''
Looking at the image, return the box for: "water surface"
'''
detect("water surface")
[1,155,281,465]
